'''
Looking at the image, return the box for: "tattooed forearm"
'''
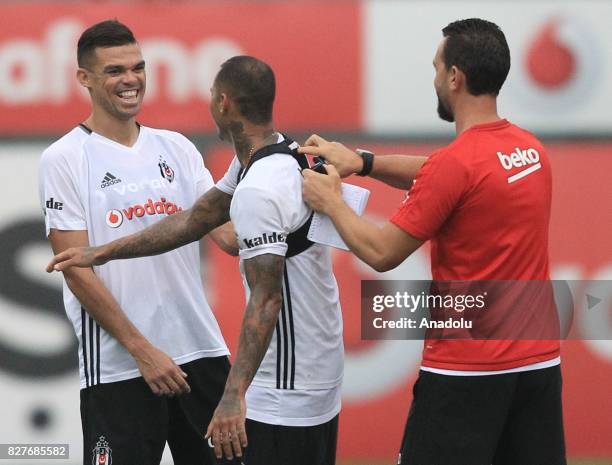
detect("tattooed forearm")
[100,187,232,262]
[223,254,285,395]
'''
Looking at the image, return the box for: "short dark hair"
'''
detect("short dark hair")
[215,56,275,125]
[442,18,510,96]
[77,20,137,68]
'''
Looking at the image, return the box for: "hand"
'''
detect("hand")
[131,343,191,397]
[205,392,248,460]
[302,164,344,215]
[46,246,106,272]
[298,134,363,177]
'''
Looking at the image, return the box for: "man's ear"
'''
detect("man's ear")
[448,65,464,92]
[219,92,231,114]
[76,68,91,90]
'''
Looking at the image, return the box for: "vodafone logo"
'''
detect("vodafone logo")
[106,209,123,228]
[526,20,576,90]
[511,16,603,112]
[0,19,243,105]
[497,147,541,183]
[105,197,182,228]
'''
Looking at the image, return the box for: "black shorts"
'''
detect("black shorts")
[398,365,566,465]
[242,415,339,465]
[81,356,240,465]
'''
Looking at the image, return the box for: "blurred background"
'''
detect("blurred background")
[0,1,611,464]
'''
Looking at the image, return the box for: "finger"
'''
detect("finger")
[46,258,59,273]
[297,145,326,156]
[230,425,243,458]
[303,169,329,183]
[210,426,222,459]
[154,374,175,396]
[221,428,234,460]
[163,376,182,397]
[147,380,162,396]
[53,257,78,272]
[46,251,71,272]
[303,134,327,147]
[173,371,191,395]
[325,164,341,179]
[237,426,248,448]
[214,432,222,459]
[204,421,217,455]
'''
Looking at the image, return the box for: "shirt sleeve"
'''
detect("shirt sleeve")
[189,145,215,198]
[391,149,471,241]
[231,185,290,260]
[38,149,87,236]
[215,156,241,196]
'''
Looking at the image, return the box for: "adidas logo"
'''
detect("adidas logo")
[101,172,122,188]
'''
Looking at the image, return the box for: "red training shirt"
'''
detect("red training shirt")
[391,119,560,370]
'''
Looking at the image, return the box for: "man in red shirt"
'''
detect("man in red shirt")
[301,18,565,465]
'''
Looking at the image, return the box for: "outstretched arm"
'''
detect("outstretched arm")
[47,187,232,271]
[297,134,427,190]
[206,253,284,460]
[49,229,191,396]
[209,221,239,256]
[302,165,423,271]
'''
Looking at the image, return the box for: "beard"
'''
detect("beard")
[436,94,454,122]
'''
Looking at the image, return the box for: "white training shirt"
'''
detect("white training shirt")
[216,138,344,426]
[39,125,229,389]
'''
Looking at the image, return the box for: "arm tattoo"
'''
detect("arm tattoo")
[107,187,232,260]
[224,254,285,395]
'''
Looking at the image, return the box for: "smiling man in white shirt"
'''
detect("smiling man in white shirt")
[39,20,238,465]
